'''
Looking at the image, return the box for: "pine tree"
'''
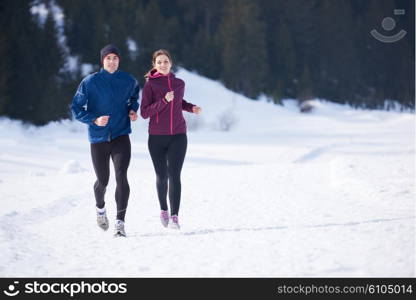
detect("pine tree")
[102,1,134,74]
[177,0,223,78]
[298,65,314,102]
[3,0,44,121]
[0,32,8,115]
[0,2,9,115]
[361,0,399,108]
[131,0,224,82]
[33,9,65,124]
[218,0,268,98]
[59,0,107,66]
[274,18,296,101]
[132,0,171,79]
[316,0,359,105]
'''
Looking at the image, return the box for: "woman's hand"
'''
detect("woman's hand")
[165,91,174,102]
[129,110,138,121]
[94,115,109,126]
[192,106,202,114]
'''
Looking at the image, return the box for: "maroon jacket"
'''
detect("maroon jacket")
[140,70,195,135]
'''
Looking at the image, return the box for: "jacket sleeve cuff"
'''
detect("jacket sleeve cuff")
[89,116,97,125]
[162,98,169,105]
[129,102,139,112]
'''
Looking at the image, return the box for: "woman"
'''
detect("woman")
[71,44,140,237]
[140,49,201,229]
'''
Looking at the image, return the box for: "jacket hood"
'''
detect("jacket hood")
[148,69,175,79]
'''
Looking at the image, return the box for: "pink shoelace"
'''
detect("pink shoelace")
[171,215,178,223]
[161,211,169,219]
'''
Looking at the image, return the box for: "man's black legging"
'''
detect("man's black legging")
[90,135,131,221]
[148,134,187,216]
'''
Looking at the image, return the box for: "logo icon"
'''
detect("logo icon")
[3,281,20,297]
[371,9,406,43]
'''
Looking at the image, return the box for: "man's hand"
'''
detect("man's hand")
[129,110,138,121]
[94,116,109,126]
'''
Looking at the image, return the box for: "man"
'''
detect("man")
[71,44,140,237]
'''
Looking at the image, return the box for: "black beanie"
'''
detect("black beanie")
[100,44,121,63]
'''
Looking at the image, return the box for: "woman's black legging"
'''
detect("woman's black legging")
[90,134,131,221]
[148,134,187,216]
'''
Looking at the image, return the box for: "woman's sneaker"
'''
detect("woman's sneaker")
[96,207,109,231]
[168,215,180,229]
[114,220,126,237]
[160,210,169,227]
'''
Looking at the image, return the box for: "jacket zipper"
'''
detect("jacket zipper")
[108,76,115,141]
[168,74,173,135]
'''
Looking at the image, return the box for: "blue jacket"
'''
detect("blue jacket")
[71,69,140,143]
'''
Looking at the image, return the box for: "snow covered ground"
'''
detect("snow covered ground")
[0,69,414,277]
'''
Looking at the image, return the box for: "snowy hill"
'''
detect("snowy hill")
[0,69,414,277]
